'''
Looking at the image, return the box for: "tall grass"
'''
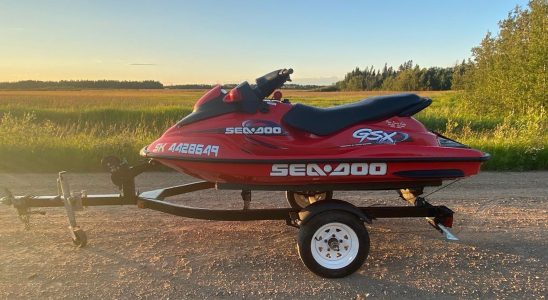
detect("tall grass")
[440,106,547,170]
[0,90,545,171]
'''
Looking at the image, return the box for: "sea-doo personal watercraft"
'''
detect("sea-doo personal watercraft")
[141,68,488,206]
[2,68,489,278]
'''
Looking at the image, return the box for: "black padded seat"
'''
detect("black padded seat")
[282,93,431,136]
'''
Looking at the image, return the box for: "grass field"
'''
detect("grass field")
[0,89,545,172]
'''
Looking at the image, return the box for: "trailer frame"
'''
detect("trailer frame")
[1,160,459,276]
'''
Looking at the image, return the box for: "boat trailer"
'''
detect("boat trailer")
[1,159,459,277]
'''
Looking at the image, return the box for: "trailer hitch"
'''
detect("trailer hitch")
[1,189,46,230]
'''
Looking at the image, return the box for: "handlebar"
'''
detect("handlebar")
[280,68,293,77]
[253,68,293,99]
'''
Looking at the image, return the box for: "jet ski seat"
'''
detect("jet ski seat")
[282,93,431,136]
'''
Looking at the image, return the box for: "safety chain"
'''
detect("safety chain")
[423,178,463,199]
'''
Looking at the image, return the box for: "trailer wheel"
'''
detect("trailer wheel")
[297,211,369,278]
[72,229,87,248]
[286,191,333,209]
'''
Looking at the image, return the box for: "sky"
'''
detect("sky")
[0,0,529,85]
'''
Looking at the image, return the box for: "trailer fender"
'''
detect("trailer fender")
[298,199,372,226]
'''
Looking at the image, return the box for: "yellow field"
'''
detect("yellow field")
[0,89,448,108]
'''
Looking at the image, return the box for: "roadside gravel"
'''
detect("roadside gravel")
[0,172,546,299]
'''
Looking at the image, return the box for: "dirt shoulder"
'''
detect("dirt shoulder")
[0,172,546,299]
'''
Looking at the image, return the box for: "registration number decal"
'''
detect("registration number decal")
[152,143,220,157]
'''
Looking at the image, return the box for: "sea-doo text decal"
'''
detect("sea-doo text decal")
[352,128,408,144]
[226,127,282,135]
[163,143,219,157]
[225,120,285,135]
[270,163,387,177]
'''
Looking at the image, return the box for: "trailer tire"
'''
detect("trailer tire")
[72,229,87,248]
[297,211,369,278]
[286,191,333,209]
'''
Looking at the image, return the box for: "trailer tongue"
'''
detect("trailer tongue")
[1,159,458,278]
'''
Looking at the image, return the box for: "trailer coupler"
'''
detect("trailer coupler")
[1,188,43,230]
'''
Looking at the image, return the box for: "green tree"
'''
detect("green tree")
[461,0,547,114]
[338,61,454,91]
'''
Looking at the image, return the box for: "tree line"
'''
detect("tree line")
[165,83,324,90]
[336,61,454,91]
[0,80,322,91]
[0,80,164,90]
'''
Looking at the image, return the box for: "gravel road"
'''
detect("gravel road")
[0,172,546,299]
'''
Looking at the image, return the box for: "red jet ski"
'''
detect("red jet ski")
[141,68,489,207]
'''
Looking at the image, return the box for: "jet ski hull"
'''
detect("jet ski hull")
[141,147,488,186]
